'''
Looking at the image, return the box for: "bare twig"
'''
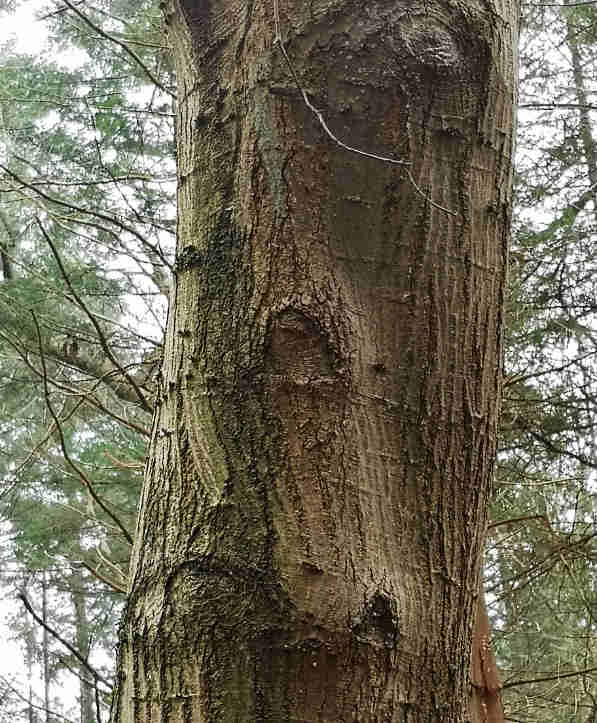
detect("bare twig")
[30,312,134,545]
[36,218,152,413]
[18,593,113,690]
[60,0,175,98]
[271,0,457,216]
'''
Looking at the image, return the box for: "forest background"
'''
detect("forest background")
[0,0,595,721]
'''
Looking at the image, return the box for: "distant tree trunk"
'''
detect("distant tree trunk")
[111,0,519,721]
[42,572,51,723]
[565,5,597,224]
[23,601,37,723]
[71,573,95,723]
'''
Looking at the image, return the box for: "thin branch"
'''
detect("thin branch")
[488,515,551,530]
[523,0,597,6]
[523,424,597,470]
[60,0,175,98]
[0,163,173,269]
[95,545,130,580]
[81,561,127,594]
[504,350,597,387]
[17,593,113,690]
[105,451,145,469]
[0,326,152,432]
[30,312,134,546]
[520,103,597,110]
[502,665,597,690]
[0,673,77,723]
[271,0,457,217]
[37,218,152,413]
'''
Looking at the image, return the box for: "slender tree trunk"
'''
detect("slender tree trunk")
[42,572,51,723]
[24,602,37,723]
[71,573,95,723]
[112,0,519,721]
[565,7,597,204]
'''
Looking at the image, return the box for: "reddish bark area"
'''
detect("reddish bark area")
[471,590,505,723]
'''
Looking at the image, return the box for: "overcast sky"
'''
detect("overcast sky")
[1,1,47,54]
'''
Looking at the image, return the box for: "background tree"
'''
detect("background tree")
[490,1,597,720]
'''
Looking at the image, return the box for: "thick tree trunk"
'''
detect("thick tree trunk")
[111,0,518,721]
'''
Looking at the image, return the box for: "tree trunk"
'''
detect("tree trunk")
[565,5,597,224]
[111,0,519,721]
[42,572,51,723]
[71,573,95,723]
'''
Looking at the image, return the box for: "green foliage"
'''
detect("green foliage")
[0,1,172,719]
[493,3,597,720]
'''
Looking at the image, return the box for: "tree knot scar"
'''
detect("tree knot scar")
[175,244,204,273]
[401,22,462,74]
[265,309,344,387]
[353,592,400,648]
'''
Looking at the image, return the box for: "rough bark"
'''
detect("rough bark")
[111,0,519,721]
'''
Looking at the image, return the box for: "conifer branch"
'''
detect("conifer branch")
[60,0,175,98]
[18,592,113,690]
[37,218,153,414]
[0,163,173,269]
[31,311,135,546]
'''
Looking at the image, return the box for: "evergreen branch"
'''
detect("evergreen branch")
[84,97,163,237]
[81,560,127,594]
[522,422,597,470]
[0,673,77,723]
[24,174,159,187]
[49,211,174,296]
[504,350,597,387]
[37,218,152,414]
[0,163,173,269]
[31,311,135,546]
[60,0,175,98]
[4,378,107,492]
[17,592,113,690]
[30,356,152,438]
[0,323,155,421]
[502,665,597,690]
